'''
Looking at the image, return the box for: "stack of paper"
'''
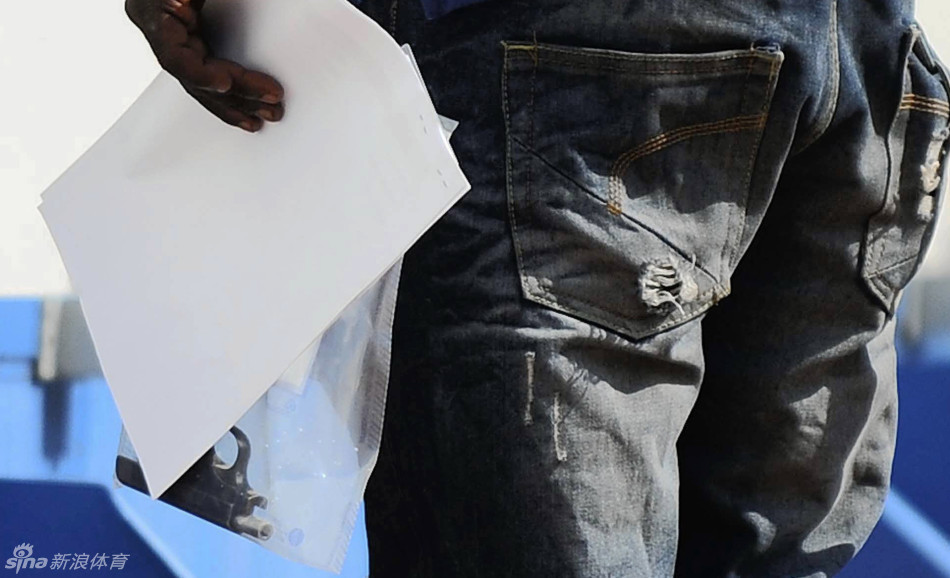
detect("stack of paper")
[39,0,470,499]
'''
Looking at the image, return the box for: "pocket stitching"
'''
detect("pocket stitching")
[866,271,892,308]
[867,251,922,278]
[510,135,723,285]
[502,41,765,339]
[511,58,765,76]
[901,94,950,107]
[606,113,768,215]
[866,206,937,275]
[505,42,775,69]
[900,94,950,117]
[508,136,729,337]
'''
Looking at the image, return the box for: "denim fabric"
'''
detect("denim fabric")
[356,0,950,576]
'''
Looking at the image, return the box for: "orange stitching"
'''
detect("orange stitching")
[902,94,950,109]
[607,115,765,215]
[899,103,950,118]
[504,53,765,76]
[608,116,765,214]
[613,120,764,172]
[537,60,759,76]
[616,115,765,171]
[900,102,949,110]
[900,104,949,114]
[504,43,767,66]
[607,121,763,214]
[900,103,949,112]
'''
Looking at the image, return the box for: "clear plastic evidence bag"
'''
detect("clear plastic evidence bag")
[114,46,460,574]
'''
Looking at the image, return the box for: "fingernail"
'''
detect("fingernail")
[261,94,281,104]
[240,120,257,132]
[258,109,275,121]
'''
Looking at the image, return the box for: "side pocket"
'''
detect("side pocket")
[862,24,950,315]
[502,40,783,340]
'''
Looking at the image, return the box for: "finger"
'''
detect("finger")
[186,88,264,132]
[150,14,229,92]
[160,44,233,93]
[256,102,284,122]
[162,0,200,32]
[217,60,284,104]
[226,96,285,122]
[166,50,233,93]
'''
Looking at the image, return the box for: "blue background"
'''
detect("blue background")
[1,297,948,577]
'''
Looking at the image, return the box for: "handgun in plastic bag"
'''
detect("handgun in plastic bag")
[116,426,274,540]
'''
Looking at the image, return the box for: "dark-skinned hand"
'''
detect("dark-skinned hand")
[126,0,284,132]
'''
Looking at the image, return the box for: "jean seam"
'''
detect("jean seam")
[867,29,919,284]
[868,241,928,276]
[503,42,534,308]
[527,36,539,220]
[510,136,601,209]
[865,251,921,278]
[793,0,840,154]
[867,271,896,312]
[727,55,783,274]
[720,56,756,280]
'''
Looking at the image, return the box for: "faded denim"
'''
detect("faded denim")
[354,0,950,576]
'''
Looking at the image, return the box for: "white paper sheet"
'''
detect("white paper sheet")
[38,0,470,498]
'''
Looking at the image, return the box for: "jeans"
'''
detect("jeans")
[354,0,950,575]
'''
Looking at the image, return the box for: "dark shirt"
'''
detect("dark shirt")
[353,0,484,21]
[415,0,486,19]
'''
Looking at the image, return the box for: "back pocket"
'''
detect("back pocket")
[861,25,950,315]
[502,41,783,340]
